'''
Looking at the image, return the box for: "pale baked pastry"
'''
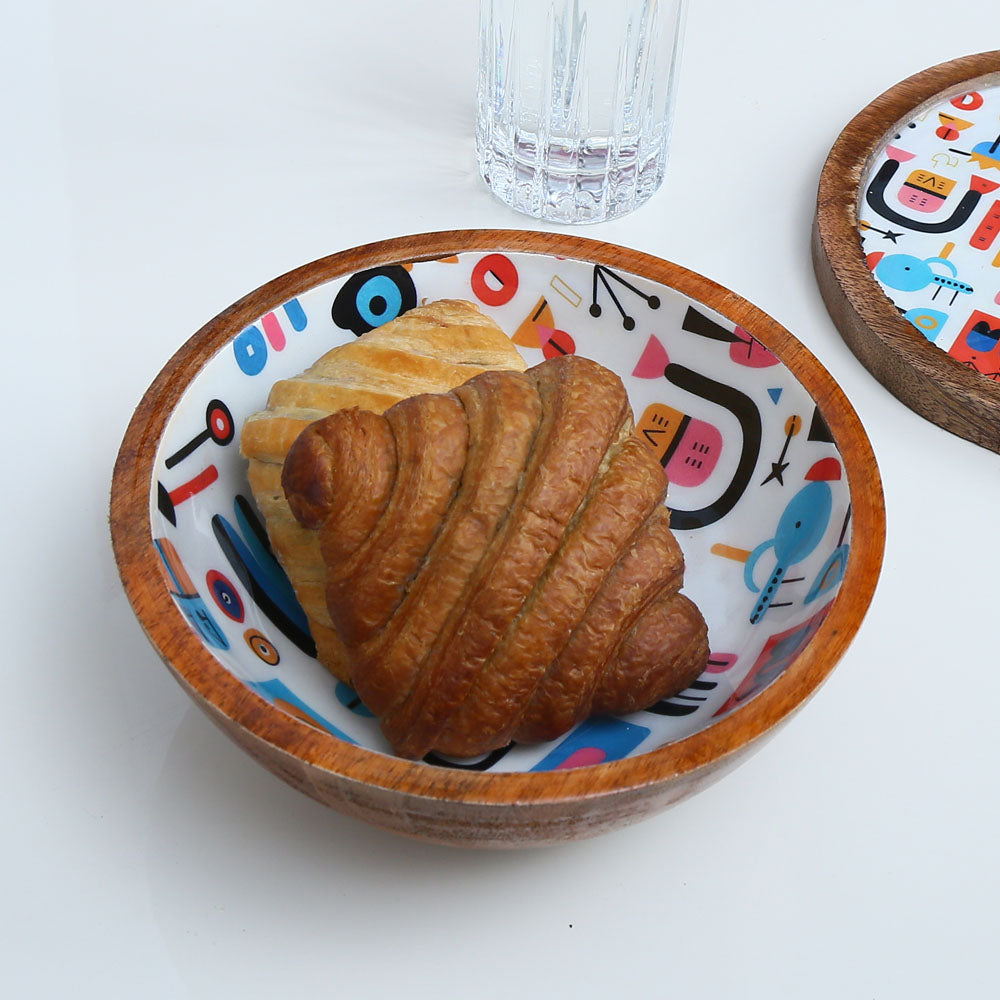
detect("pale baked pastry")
[240,299,528,680]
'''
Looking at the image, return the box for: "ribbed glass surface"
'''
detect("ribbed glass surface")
[477,0,686,223]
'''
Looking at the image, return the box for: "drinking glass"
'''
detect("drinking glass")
[477,0,687,224]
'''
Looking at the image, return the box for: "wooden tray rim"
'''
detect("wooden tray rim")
[813,50,1000,453]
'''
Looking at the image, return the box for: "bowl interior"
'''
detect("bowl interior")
[150,247,854,773]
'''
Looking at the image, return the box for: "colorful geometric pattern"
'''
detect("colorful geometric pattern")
[151,251,851,772]
[858,84,1000,378]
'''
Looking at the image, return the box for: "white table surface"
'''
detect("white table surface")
[5,2,998,996]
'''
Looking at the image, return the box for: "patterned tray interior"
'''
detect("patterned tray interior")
[859,83,1000,377]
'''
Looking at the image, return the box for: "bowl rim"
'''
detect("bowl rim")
[110,228,885,806]
[813,49,1000,454]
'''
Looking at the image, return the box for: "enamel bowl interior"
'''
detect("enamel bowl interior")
[134,238,873,774]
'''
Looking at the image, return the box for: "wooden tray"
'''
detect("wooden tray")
[813,51,1000,453]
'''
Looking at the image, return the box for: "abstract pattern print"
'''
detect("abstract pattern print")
[858,84,1000,377]
[151,252,851,772]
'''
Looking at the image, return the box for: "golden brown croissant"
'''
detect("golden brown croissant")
[282,354,709,759]
[240,300,527,681]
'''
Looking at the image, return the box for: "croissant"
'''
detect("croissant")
[240,300,527,681]
[282,353,709,759]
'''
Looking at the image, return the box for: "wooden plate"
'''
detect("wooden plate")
[813,51,1000,452]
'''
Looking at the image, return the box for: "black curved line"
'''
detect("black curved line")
[664,364,762,531]
[235,494,273,555]
[645,679,718,717]
[644,700,700,717]
[423,745,514,770]
[211,516,316,657]
[865,158,985,234]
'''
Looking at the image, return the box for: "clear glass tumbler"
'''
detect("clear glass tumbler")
[477,0,687,224]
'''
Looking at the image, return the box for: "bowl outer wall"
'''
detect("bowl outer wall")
[110,229,886,846]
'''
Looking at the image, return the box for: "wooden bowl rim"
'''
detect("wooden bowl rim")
[814,50,1000,448]
[110,228,885,807]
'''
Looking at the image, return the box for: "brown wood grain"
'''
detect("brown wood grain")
[813,51,1000,453]
[110,230,885,847]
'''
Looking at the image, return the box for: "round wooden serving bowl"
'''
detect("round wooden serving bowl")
[111,230,884,847]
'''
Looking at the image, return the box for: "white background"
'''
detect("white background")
[3,2,998,996]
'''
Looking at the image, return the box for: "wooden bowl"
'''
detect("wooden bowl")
[111,230,884,847]
[813,51,1000,453]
